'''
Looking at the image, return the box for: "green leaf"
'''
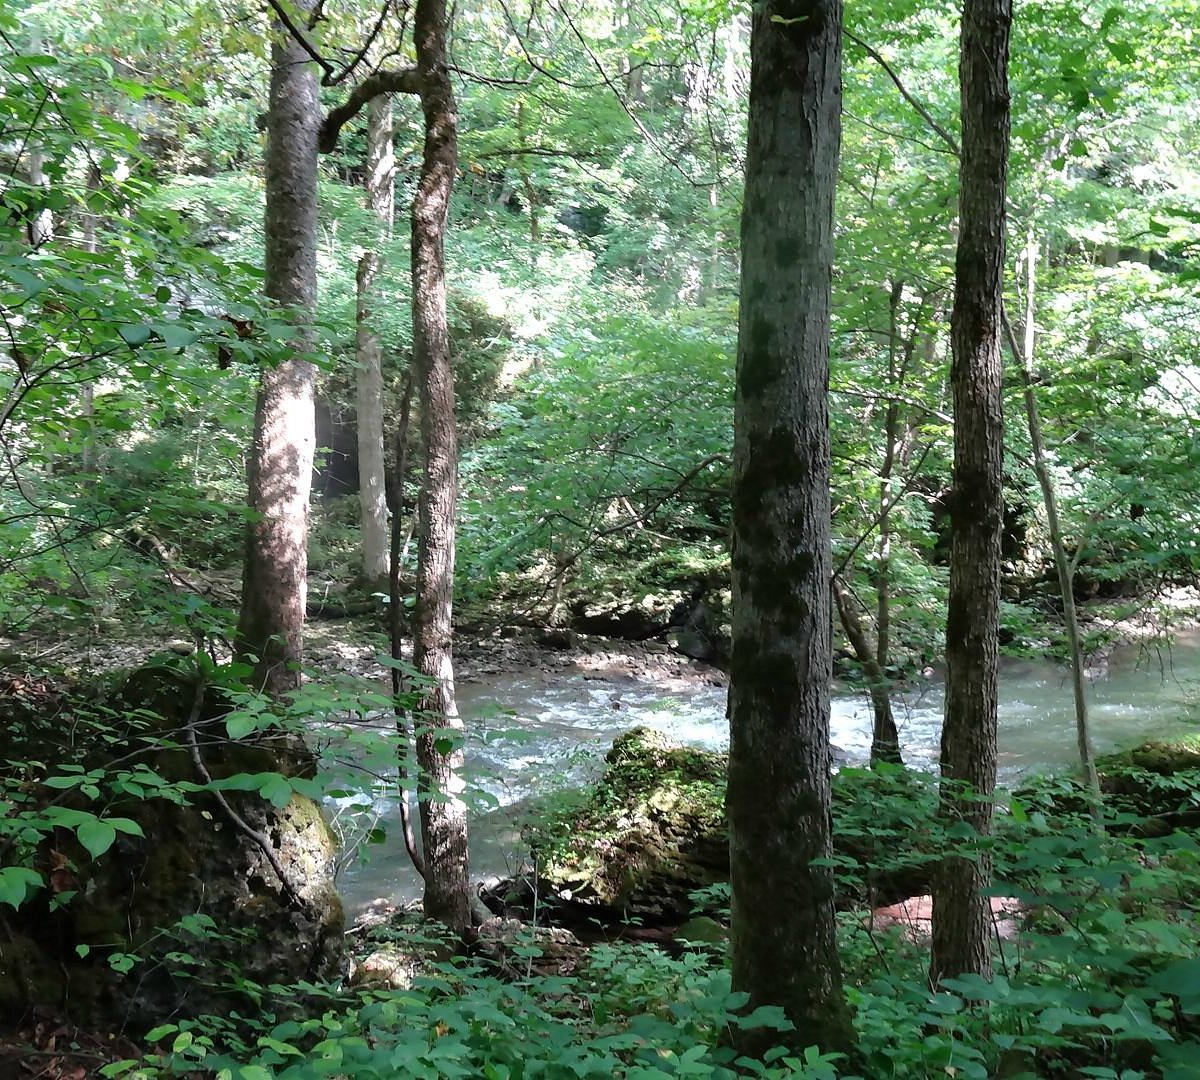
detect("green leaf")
[76,818,118,858]
[226,710,259,740]
[159,324,200,350]
[118,324,153,347]
[0,866,43,908]
[1148,959,1200,1011]
[108,818,144,837]
[258,775,293,808]
[257,1037,303,1056]
[5,266,48,297]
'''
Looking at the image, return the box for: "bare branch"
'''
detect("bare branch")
[265,0,336,80]
[326,0,394,86]
[844,29,960,157]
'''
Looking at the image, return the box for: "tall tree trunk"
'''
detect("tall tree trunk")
[1009,234,1102,817]
[356,94,395,587]
[727,0,853,1055]
[411,0,470,933]
[79,162,100,473]
[516,100,539,245]
[930,0,1011,985]
[234,0,320,697]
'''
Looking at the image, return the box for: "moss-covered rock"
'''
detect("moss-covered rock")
[1100,734,1200,776]
[0,659,344,1029]
[529,727,727,924]
[1014,734,1200,836]
[524,728,937,927]
[1094,734,1200,834]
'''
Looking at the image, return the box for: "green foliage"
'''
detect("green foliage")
[459,302,733,613]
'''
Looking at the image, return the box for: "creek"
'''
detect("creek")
[331,634,1200,912]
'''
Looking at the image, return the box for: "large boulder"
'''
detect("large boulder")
[1096,734,1200,834]
[519,729,940,928]
[0,659,344,1029]
[529,727,727,925]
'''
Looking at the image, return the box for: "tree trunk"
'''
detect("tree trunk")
[1009,234,1102,817]
[79,162,100,474]
[411,0,470,933]
[727,0,853,1055]
[832,577,901,765]
[930,0,1011,986]
[234,0,320,697]
[356,94,395,587]
[26,35,53,249]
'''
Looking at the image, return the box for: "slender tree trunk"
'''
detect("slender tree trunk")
[727,0,853,1055]
[411,0,470,933]
[387,375,425,879]
[516,100,539,245]
[356,94,395,587]
[833,577,901,765]
[621,0,644,102]
[1009,235,1102,815]
[930,0,1011,985]
[234,0,320,697]
[26,36,53,249]
[859,280,911,766]
[79,162,100,473]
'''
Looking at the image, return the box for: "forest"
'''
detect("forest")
[2,0,1200,1075]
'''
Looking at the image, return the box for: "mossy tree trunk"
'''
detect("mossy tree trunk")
[930,0,1011,986]
[727,0,854,1056]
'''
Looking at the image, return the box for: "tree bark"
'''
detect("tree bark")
[727,0,853,1055]
[234,0,320,697]
[411,0,470,933]
[356,94,395,587]
[930,0,1011,986]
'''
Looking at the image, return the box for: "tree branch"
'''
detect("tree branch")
[319,68,422,152]
[265,0,335,80]
[844,29,960,157]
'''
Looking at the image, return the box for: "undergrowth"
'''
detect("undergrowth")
[3,663,1200,1078]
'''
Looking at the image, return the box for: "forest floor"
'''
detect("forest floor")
[0,613,730,692]
[5,584,1197,698]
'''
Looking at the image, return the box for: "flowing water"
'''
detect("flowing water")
[331,634,1200,911]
